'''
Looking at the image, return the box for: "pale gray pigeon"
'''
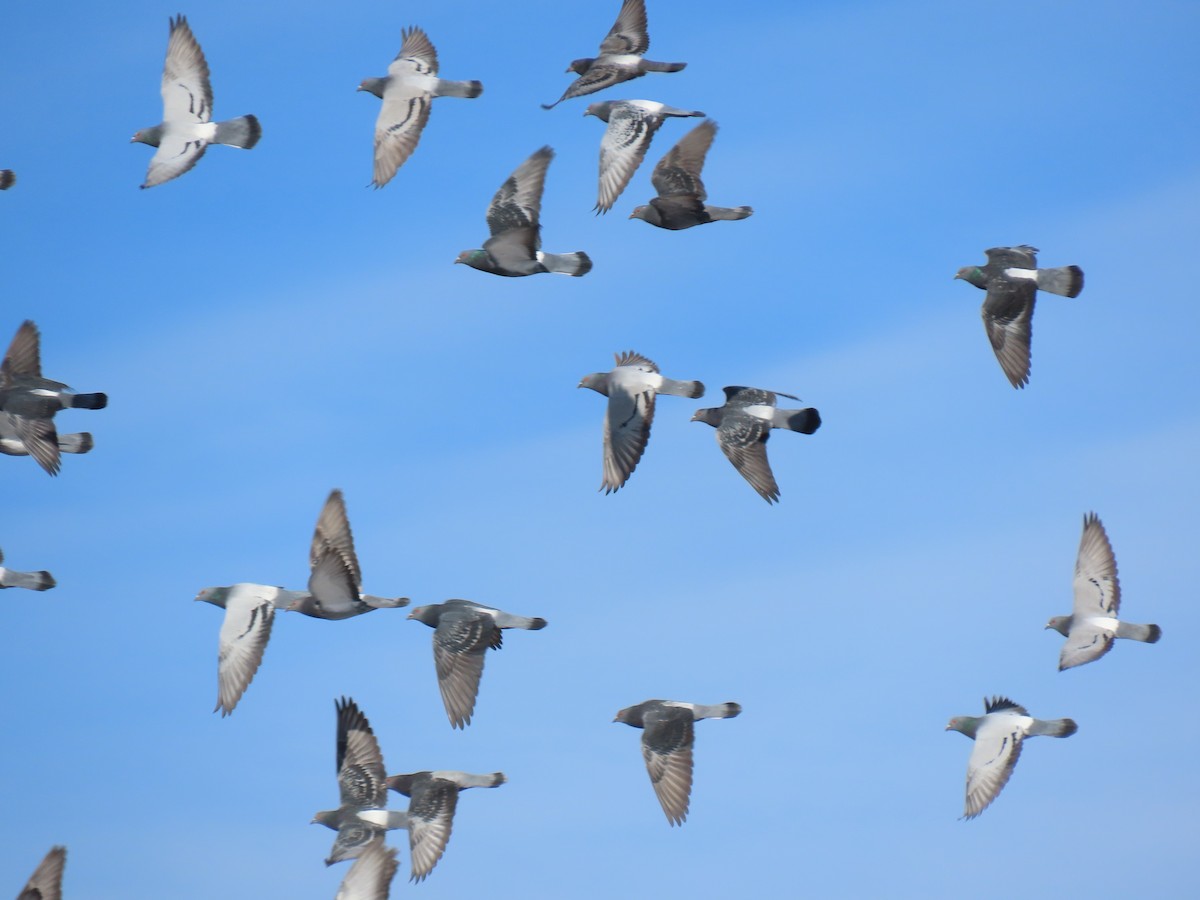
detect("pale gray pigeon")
[584,99,705,213]
[0,320,107,476]
[456,146,592,276]
[1047,512,1161,670]
[17,845,65,900]
[335,840,399,900]
[131,15,261,189]
[691,386,821,504]
[945,696,1077,819]
[408,599,547,729]
[358,27,482,188]
[954,245,1084,388]
[578,350,703,493]
[542,0,686,109]
[629,120,752,229]
[614,700,741,826]
[0,170,14,190]
[0,547,55,592]
[386,770,506,882]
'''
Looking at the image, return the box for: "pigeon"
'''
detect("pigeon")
[386,770,506,882]
[584,100,705,213]
[0,170,14,190]
[0,425,92,459]
[0,320,107,476]
[455,146,592,277]
[1047,512,1162,670]
[945,696,1077,819]
[17,845,65,900]
[131,15,261,189]
[408,599,547,729]
[358,27,482,188]
[313,697,408,866]
[335,840,399,900]
[614,700,741,826]
[629,120,752,229]
[287,490,409,619]
[578,350,704,493]
[954,245,1084,388]
[691,386,821,504]
[0,547,56,592]
[542,0,686,109]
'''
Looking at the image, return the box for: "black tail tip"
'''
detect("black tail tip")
[466,81,484,99]
[0,170,14,190]
[1059,718,1079,737]
[572,253,594,276]
[243,114,263,149]
[1146,624,1163,643]
[789,408,821,434]
[35,572,56,591]
[1066,265,1084,298]
[74,392,108,410]
[529,617,548,630]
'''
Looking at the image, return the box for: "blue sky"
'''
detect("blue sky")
[2,0,1198,896]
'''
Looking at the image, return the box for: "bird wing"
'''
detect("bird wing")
[142,134,209,189]
[486,147,551,237]
[717,414,778,502]
[984,245,1038,269]
[372,71,433,188]
[600,0,650,55]
[391,26,439,75]
[215,586,276,716]
[336,698,388,808]
[5,413,61,476]
[407,779,459,882]
[2,320,41,378]
[335,840,399,900]
[596,105,661,212]
[1058,620,1115,670]
[18,846,65,900]
[327,824,385,867]
[650,120,713,200]
[601,377,655,493]
[1072,512,1120,617]
[981,287,1035,388]
[722,385,777,407]
[432,614,495,728]
[962,714,1025,819]
[550,63,635,107]
[308,490,365,615]
[160,16,213,125]
[641,708,695,825]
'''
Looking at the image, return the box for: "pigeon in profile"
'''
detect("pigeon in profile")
[0,320,107,476]
[542,0,686,109]
[386,770,506,882]
[131,15,261,189]
[691,386,821,504]
[629,120,752,229]
[0,170,14,190]
[954,245,1084,388]
[335,840,399,900]
[408,599,547,729]
[578,350,704,493]
[358,27,483,188]
[945,696,1077,819]
[614,700,741,826]
[17,845,65,900]
[584,100,705,213]
[455,146,592,277]
[0,547,55,592]
[0,424,92,459]
[1047,512,1161,670]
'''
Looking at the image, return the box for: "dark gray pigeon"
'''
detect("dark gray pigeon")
[0,320,107,476]
[0,547,55,592]
[542,0,686,109]
[614,700,741,826]
[408,599,547,729]
[1047,512,1161,670]
[17,845,65,900]
[691,386,821,504]
[386,770,506,882]
[456,146,592,276]
[954,244,1084,388]
[578,350,703,493]
[946,696,1077,819]
[358,27,482,187]
[0,424,92,459]
[629,120,752,229]
[131,15,261,189]
[334,840,399,900]
[0,170,14,190]
[584,100,704,213]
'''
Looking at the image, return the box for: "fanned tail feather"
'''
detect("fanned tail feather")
[1029,717,1077,738]
[0,569,55,591]
[1037,265,1084,297]
[781,408,821,434]
[434,79,484,99]
[705,205,753,221]
[65,392,107,410]
[1116,621,1162,643]
[658,378,704,399]
[641,60,687,73]
[540,251,593,277]
[214,115,262,149]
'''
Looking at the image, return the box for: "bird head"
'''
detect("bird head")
[1045,616,1071,636]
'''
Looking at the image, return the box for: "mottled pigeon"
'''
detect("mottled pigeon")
[584,99,704,213]
[408,599,547,729]
[578,350,703,493]
[691,386,821,504]
[0,547,55,592]
[0,170,14,190]
[954,245,1084,388]
[614,700,741,826]
[456,146,592,276]
[131,15,261,189]
[385,770,506,882]
[335,840,399,900]
[629,120,752,229]
[1047,512,1161,670]
[17,845,65,900]
[945,696,1077,819]
[0,423,92,459]
[358,27,482,187]
[542,0,686,109]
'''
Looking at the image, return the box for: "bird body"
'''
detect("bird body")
[0,546,55,592]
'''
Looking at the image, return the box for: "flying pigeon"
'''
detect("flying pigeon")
[614,700,741,826]
[629,120,752,229]
[131,15,261,189]
[945,696,1077,819]
[408,599,547,729]
[334,839,399,900]
[386,770,506,882]
[0,170,14,190]
[17,845,65,900]
[584,100,705,213]
[0,547,55,592]
[578,350,704,493]
[542,0,686,109]
[0,424,92,459]
[691,386,821,504]
[1047,512,1161,670]
[954,245,1084,388]
[455,146,592,277]
[0,320,107,476]
[358,27,482,188]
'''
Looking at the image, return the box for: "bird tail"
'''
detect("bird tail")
[1116,621,1162,643]
[63,392,107,410]
[641,60,688,73]
[539,251,593,277]
[0,170,14,190]
[214,115,263,149]
[59,432,94,454]
[780,407,821,434]
[1028,717,1077,738]
[1036,265,1084,298]
[492,612,547,630]
[361,594,411,609]
[433,79,483,99]
[659,105,706,118]
[704,205,753,221]
[657,378,705,399]
[692,701,741,720]
[0,568,55,591]
[457,772,507,789]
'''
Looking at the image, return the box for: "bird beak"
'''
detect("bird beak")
[453,258,462,265]
[689,411,702,422]
[627,212,635,219]
[406,611,416,619]
[953,272,961,280]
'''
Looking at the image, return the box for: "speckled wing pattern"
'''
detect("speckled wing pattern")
[716,387,782,503]
[336,697,388,809]
[481,146,551,265]
[596,106,662,212]
[641,706,696,826]
[433,609,502,728]
[406,777,459,882]
[650,119,712,201]
[980,245,1039,388]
